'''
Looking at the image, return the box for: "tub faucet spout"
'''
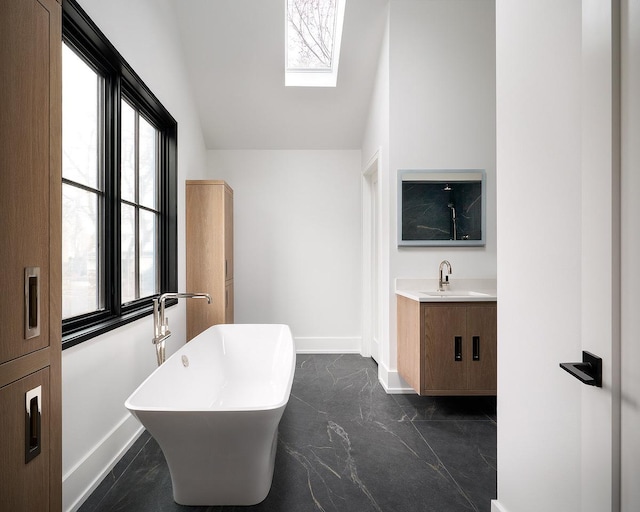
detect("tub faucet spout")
[152,292,212,365]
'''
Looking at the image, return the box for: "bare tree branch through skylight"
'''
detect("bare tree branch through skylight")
[287,0,338,70]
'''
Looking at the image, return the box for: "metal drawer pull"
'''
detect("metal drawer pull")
[473,336,480,361]
[454,336,462,361]
[25,385,42,463]
[24,267,40,339]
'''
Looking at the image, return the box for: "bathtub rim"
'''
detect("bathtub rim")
[125,323,296,414]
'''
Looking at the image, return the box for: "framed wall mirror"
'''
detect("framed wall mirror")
[398,169,486,246]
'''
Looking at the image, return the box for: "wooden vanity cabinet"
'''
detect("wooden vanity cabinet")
[397,296,496,395]
[186,181,234,340]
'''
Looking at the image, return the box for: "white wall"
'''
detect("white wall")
[495,1,583,511]
[362,4,390,167]
[389,0,497,277]
[362,0,497,391]
[361,6,391,370]
[621,1,640,509]
[207,150,363,353]
[61,1,208,510]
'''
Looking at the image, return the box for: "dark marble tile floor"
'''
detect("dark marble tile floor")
[79,355,496,512]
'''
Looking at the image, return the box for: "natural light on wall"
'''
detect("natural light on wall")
[285,0,346,87]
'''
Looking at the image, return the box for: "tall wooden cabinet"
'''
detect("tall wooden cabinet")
[0,0,62,509]
[186,180,234,340]
[397,296,496,396]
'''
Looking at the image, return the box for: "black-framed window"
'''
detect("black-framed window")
[61,0,177,349]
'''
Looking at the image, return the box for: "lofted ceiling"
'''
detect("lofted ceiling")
[170,0,388,150]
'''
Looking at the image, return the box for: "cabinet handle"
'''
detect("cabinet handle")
[25,386,42,463]
[225,289,228,307]
[454,336,463,361]
[24,267,40,339]
[473,336,480,361]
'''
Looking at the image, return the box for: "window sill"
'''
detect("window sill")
[61,298,177,350]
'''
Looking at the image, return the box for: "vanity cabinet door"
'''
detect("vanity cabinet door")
[466,305,497,392]
[423,304,468,392]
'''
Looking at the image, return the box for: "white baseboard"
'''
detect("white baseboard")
[63,414,144,512]
[491,500,509,512]
[294,336,362,354]
[377,360,415,394]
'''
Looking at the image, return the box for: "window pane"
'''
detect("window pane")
[62,0,178,344]
[62,44,101,189]
[121,100,136,202]
[62,184,101,318]
[139,116,157,209]
[139,210,158,298]
[121,203,136,304]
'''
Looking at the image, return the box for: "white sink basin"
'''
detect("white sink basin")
[421,290,491,298]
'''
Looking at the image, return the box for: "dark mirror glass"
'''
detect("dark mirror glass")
[398,170,485,247]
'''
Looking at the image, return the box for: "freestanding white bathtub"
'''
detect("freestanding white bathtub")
[125,324,296,506]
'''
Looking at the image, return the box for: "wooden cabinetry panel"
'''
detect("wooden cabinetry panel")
[423,305,467,391]
[186,181,234,340]
[0,0,61,509]
[225,281,234,324]
[466,305,497,391]
[0,368,51,511]
[397,295,422,393]
[0,0,55,363]
[224,186,233,281]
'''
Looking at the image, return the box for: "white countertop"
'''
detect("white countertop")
[395,278,497,302]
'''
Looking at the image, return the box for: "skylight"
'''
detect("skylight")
[285,0,346,87]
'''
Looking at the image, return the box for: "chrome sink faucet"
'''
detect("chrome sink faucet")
[152,292,211,366]
[438,260,452,291]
